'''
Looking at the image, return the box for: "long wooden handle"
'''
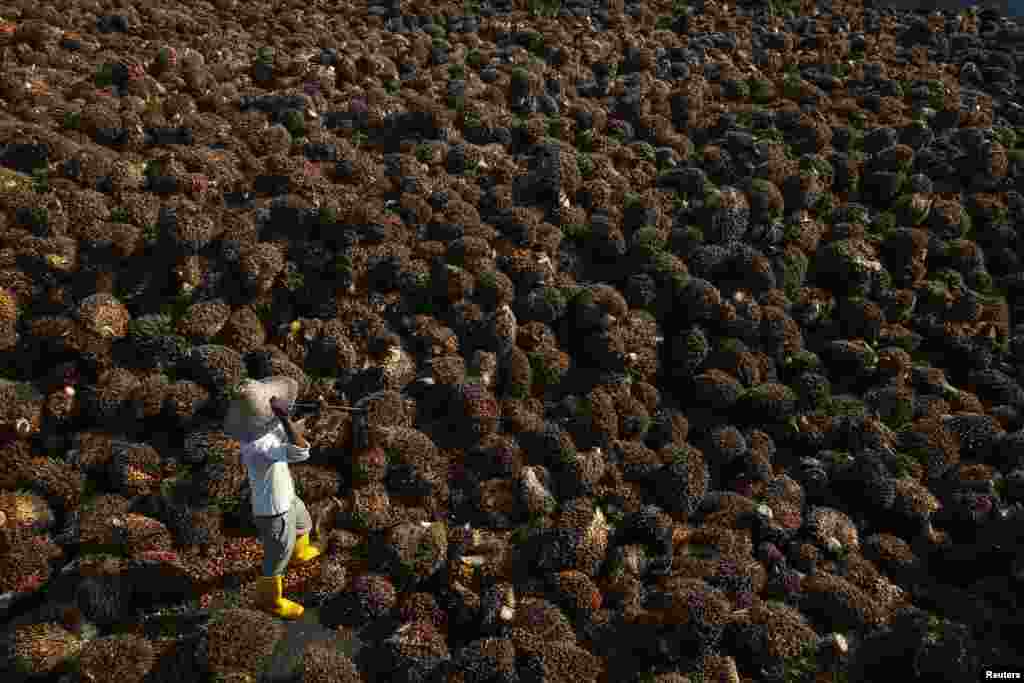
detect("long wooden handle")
[292,402,367,412]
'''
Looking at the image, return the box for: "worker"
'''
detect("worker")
[224,376,325,619]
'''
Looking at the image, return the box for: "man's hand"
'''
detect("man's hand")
[269,396,290,418]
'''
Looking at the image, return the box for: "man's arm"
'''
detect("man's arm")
[278,415,310,449]
[268,396,311,458]
[281,438,311,462]
[281,416,311,462]
[270,396,307,444]
[241,433,310,464]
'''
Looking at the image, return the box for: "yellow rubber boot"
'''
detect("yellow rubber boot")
[254,575,304,620]
[290,532,322,565]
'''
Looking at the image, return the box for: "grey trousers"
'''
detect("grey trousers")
[253,497,312,577]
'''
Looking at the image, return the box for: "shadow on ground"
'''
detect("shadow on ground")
[863,0,1015,16]
[257,607,363,683]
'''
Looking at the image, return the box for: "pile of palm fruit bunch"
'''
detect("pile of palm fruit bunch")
[1,0,1024,680]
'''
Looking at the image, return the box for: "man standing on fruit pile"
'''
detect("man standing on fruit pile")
[224,376,328,619]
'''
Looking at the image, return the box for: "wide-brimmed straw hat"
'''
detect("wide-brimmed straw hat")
[223,376,299,441]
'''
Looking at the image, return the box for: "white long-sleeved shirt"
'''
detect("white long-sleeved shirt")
[240,422,311,517]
